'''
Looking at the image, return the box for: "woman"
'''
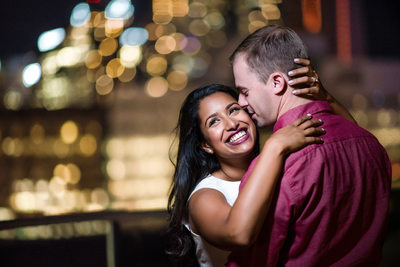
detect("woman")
[167,62,352,266]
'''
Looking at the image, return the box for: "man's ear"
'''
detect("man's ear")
[200,142,214,154]
[270,72,286,95]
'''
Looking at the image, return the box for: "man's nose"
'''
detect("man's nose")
[238,94,248,108]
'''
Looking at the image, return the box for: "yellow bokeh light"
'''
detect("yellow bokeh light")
[60,120,78,144]
[2,137,23,157]
[53,163,81,184]
[54,164,71,183]
[30,123,45,144]
[91,188,110,208]
[152,13,173,25]
[204,12,225,30]
[14,192,36,211]
[85,50,103,69]
[248,20,268,33]
[248,10,265,22]
[79,134,97,156]
[99,37,118,56]
[4,91,23,111]
[189,19,210,36]
[42,54,59,75]
[170,33,185,51]
[67,163,82,184]
[107,159,126,180]
[96,74,114,95]
[105,138,125,158]
[154,24,176,38]
[172,0,189,17]
[105,19,124,38]
[94,27,106,41]
[146,55,168,76]
[118,67,136,82]
[188,2,207,18]
[119,45,142,68]
[155,35,176,54]
[93,11,105,28]
[57,47,82,67]
[49,176,67,197]
[261,4,281,20]
[167,70,188,91]
[146,77,168,98]
[106,58,125,78]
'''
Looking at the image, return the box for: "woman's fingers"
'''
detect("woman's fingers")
[303,126,326,137]
[294,58,311,66]
[292,86,319,96]
[288,75,318,87]
[292,114,313,126]
[305,136,325,144]
[288,66,310,77]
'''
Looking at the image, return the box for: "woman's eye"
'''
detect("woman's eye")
[229,107,241,114]
[209,119,218,127]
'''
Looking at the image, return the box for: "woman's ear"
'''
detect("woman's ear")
[270,72,286,95]
[200,142,214,154]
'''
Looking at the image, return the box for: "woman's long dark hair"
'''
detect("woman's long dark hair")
[166,84,258,265]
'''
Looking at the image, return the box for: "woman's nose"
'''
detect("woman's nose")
[225,118,239,130]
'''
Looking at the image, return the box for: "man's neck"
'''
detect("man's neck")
[276,89,313,120]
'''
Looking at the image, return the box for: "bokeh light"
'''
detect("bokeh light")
[106,58,125,78]
[37,28,66,52]
[60,121,79,144]
[119,27,149,46]
[105,0,134,20]
[146,55,167,76]
[70,3,91,27]
[119,45,142,67]
[96,75,114,95]
[99,37,118,56]
[22,63,42,87]
[145,77,168,97]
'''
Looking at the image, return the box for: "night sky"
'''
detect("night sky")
[0,0,399,60]
[0,0,152,59]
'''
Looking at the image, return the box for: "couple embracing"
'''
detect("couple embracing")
[167,25,392,267]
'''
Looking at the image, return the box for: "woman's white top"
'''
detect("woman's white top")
[185,174,240,267]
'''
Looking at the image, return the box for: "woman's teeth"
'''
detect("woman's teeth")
[229,130,246,143]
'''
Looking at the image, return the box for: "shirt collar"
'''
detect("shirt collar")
[273,101,332,132]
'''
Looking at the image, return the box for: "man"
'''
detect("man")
[226,25,392,266]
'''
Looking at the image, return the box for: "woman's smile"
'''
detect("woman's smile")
[227,128,249,145]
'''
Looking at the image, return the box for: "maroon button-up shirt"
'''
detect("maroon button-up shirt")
[227,101,392,267]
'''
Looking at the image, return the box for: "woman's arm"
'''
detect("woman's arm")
[288,58,357,123]
[188,115,325,250]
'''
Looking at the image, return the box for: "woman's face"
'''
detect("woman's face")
[198,92,257,160]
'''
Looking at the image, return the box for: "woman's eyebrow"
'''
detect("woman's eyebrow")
[204,102,238,126]
[225,102,238,110]
[205,113,217,126]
